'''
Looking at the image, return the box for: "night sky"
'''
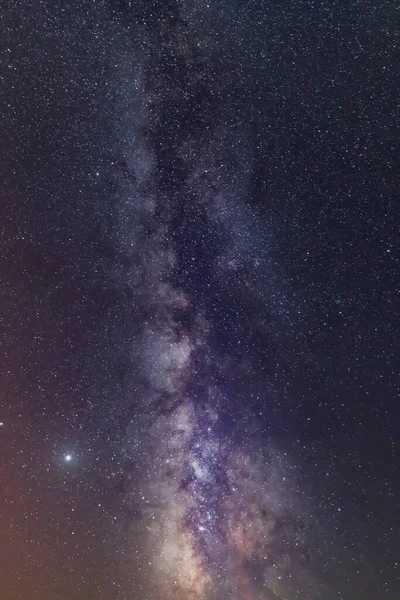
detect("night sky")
[0,1,399,599]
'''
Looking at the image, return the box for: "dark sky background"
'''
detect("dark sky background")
[0,1,398,599]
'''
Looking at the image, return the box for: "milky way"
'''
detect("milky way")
[1,0,398,598]
[103,3,332,598]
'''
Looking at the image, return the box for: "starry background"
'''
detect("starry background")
[0,1,398,599]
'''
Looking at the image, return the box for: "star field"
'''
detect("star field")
[0,1,398,599]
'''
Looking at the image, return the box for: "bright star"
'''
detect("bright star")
[65,454,73,462]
